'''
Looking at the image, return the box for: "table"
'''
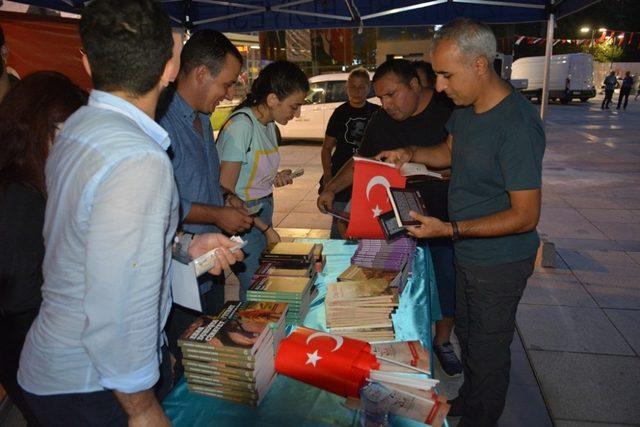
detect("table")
[163,239,441,426]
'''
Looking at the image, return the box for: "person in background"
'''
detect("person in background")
[0,71,86,427]
[217,60,308,299]
[17,1,242,425]
[602,70,617,109]
[156,29,253,371]
[317,59,461,377]
[617,70,633,110]
[320,68,379,238]
[377,19,545,426]
[0,24,19,103]
[414,60,455,109]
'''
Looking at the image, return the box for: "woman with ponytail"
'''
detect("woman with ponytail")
[217,60,309,299]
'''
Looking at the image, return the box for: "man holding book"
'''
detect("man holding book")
[17,1,243,425]
[317,59,461,377]
[156,29,255,372]
[376,18,545,427]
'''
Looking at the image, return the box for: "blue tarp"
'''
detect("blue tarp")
[12,0,601,31]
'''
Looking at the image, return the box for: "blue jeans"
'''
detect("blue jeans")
[430,243,456,318]
[330,200,349,239]
[233,195,274,300]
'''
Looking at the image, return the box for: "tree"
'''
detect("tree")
[582,40,624,63]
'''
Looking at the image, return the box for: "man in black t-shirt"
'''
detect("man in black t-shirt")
[317,59,462,377]
[320,68,379,238]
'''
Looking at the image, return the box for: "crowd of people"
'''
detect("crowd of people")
[0,1,545,426]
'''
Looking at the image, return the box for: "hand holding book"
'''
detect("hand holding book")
[404,211,452,240]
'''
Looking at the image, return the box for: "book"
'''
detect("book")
[337,265,400,283]
[387,187,428,227]
[351,156,443,179]
[253,261,314,278]
[326,279,398,303]
[370,341,430,374]
[263,242,315,260]
[178,301,287,357]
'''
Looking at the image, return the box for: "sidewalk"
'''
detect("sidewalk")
[518,95,640,426]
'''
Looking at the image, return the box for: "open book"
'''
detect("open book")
[352,156,443,180]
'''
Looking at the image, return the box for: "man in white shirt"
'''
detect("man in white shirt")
[17,1,242,425]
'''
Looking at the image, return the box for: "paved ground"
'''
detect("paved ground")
[4,94,640,426]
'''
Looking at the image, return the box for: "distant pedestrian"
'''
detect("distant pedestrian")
[617,71,633,110]
[602,71,616,109]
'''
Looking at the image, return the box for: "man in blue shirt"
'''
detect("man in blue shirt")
[17,1,242,425]
[157,30,253,366]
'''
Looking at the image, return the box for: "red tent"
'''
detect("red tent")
[0,11,90,90]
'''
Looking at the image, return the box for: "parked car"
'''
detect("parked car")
[511,53,596,104]
[277,72,380,141]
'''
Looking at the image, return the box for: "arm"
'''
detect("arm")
[321,135,337,185]
[183,202,252,235]
[316,157,354,213]
[375,135,453,170]
[406,188,541,239]
[113,390,169,427]
[219,161,242,195]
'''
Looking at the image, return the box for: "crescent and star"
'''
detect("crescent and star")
[305,332,344,368]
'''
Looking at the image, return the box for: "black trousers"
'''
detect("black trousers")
[21,345,173,427]
[0,308,40,426]
[602,89,614,108]
[454,256,535,427]
[617,88,631,109]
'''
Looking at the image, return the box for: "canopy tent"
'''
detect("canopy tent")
[6,0,602,119]
[10,0,599,32]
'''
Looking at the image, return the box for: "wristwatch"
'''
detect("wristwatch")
[173,232,194,264]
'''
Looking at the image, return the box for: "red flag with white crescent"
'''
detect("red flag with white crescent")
[345,157,406,239]
[275,327,379,397]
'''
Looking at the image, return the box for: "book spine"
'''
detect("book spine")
[183,363,255,380]
[178,342,255,360]
[182,350,255,369]
[178,340,254,357]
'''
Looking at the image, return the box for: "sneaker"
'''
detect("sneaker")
[433,342,463,376]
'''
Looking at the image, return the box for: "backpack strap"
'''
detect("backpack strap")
[218,111,253,154]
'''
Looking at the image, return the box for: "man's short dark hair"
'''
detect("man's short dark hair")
[180,30,243,77]
[372,59,419,86]
[0,25,5,47]
[79,0,173,96]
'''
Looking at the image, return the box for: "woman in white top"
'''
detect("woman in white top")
[217,60,309,299]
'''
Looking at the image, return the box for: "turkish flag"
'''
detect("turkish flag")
[275,327,379,397]
[346,157,406,239]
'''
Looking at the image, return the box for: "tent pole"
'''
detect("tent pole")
[540,12,555,121]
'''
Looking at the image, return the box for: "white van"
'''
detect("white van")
[277,72,380,141]
[511,53,596,104]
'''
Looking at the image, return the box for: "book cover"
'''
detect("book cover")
[264,242,315,258]
[178,301,287,356]
[337,265,400,283]
[326,279,397,302]
[387,187,428,227]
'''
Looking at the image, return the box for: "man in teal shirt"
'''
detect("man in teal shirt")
[377,18,544,427]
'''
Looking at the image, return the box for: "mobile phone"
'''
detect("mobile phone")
[290,168,304,179]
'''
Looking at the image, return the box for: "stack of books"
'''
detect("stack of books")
[259,242,323,273]
[325,278,399,342]
[337,264,401,285]
[247,274,317,324]
[350,238,416,271]
[246,242,322,325]
[178,301,288,406]
[346,341,450,427]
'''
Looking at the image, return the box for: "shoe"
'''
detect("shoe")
[433,342,463,376]
[447,396,465,417]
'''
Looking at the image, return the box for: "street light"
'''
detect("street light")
[580,27,590,33]
[580,26,606,47]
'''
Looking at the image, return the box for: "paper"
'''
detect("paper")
[172,259,202,312]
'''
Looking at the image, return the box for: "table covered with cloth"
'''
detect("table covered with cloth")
[163,239,442,426]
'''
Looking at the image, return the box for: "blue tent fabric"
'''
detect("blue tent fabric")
[13,0,600,31]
